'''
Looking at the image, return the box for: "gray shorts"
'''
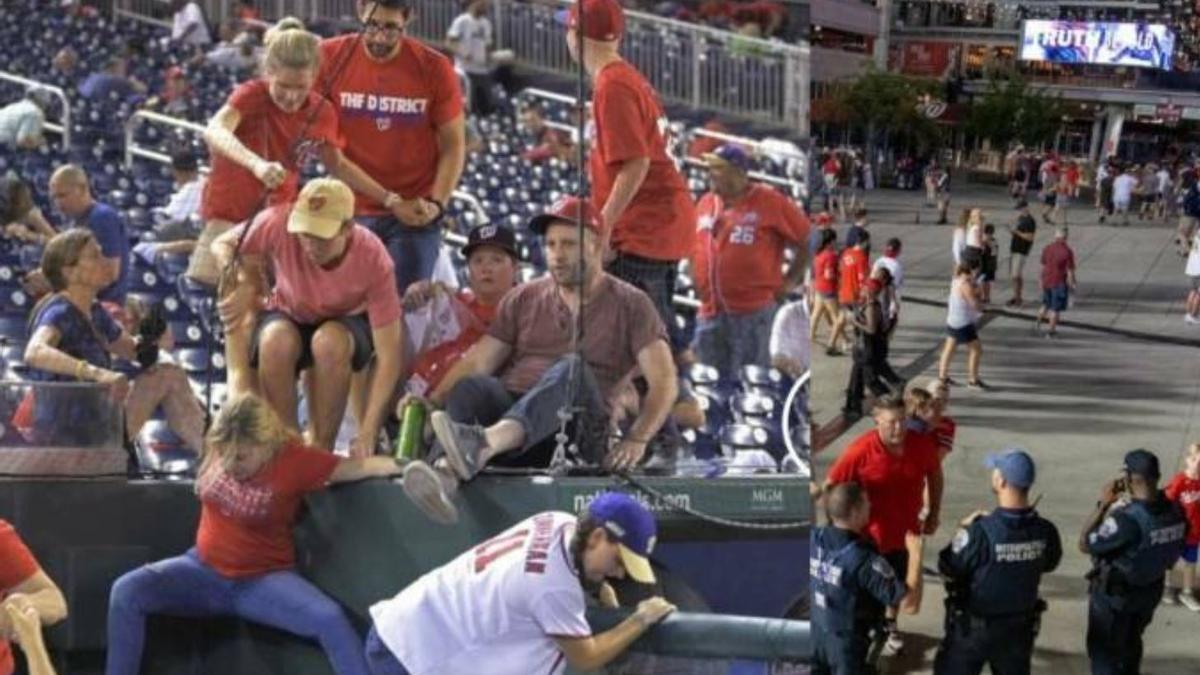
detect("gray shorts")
[1010,253,1028,278]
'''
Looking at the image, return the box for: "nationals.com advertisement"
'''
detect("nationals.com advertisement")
[1019,20,1176,70]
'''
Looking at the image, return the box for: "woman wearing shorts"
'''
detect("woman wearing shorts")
[962,208,984,272]
[809,229,841,350]
[937,264,986,390]
[1185,228,1200,324]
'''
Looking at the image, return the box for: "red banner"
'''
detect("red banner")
[898,42,953,77]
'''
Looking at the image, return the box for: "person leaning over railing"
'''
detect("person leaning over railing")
[20,230,205,452]
[105,393,404,675]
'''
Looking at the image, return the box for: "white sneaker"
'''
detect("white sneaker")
[1163,588,1180,605]
[1181,592,1200,612]
[881,629,904,656]
[1186,315,1200,325]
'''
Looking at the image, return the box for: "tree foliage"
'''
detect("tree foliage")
[966,75,1066,150]
[834,67,944,152]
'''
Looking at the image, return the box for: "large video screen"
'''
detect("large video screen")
[1020,21,1175,70]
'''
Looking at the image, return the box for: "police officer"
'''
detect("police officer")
[934,448,1062,675]
[811,482,923,674]
[1079,449,1187,675]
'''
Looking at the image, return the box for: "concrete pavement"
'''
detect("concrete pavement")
[810,183,1200,674]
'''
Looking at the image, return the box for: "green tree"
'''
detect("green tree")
[967,76,1065,151]
[836,67,943,153]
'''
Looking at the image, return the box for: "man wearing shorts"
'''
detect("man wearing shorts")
[1113,166,1138,227]
[1035,226,1076,339]
[365,492,676,675]
[1006,200,1037,307]
[213,178,403,455]
[829,231,870,357]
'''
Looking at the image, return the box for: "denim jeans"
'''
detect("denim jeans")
[365,626,411,675]
[694,303,778,382]
[106,549,370,675]
[606,253,686,353]
[444,354,610,465]
[357,214,442,294]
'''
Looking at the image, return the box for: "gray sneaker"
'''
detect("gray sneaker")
[402,461,459,525]
[430,411,486,481]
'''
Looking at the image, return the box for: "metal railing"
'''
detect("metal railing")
[0,72,72,148]
[113,0,809,132]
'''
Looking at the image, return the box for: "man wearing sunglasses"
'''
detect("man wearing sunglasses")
[319,0,467,296]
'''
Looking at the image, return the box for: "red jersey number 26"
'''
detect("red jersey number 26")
[473,529,529,573]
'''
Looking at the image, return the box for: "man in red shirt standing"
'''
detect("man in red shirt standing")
[1035,225,1077,339]
[821,396,943,654]
[319,0,467,294]
[691,144,809,380]
[0,520,67,675]
[828,231,870,356]
[563,0,697,356]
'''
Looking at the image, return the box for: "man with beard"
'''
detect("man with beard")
[398,197,677,523]
[319,0,466,294]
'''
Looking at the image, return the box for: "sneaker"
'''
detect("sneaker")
[402,461,460,525]
[1186,314,1200,325]
[881,628,905,656]
[966,379,990,391]
[430,411,486,481]
[1181,591,1200,612]
[1163,588,1180,605]
[826,346,843,357]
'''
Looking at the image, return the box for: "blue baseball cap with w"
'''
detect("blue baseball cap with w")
[587,492,658,584]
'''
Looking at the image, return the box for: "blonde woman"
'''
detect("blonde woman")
[197,17,399,393]
[936,264,986,390]
[22,230,205,451]
[105,394,403,675]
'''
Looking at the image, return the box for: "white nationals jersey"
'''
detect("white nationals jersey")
[370,512,590,675]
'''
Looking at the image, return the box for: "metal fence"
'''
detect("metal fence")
[0,72,72,147]
[114,0,808,133]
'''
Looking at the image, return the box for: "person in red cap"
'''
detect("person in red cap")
[691,144,809,380]
[562,0,696,357]
[397,197,677,523]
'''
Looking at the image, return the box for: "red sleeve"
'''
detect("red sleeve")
[487,284,522,346]
[429,53,465,126]
[776,193,810,246]
[278,444,340,494]
[596,80,651,165]
[236,204,286,258]
[227,80,264,115]
[365,242,402,329]
[826,438,865,485]
[856,253,869,283]
[1165,474,1183,501]
[312,98,345,150]
[0,521,39,589]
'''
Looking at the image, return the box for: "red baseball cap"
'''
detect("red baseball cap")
[529,196,603,235]
[559,0,625,42]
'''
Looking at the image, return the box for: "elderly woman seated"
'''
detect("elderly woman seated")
[22,229,204,451]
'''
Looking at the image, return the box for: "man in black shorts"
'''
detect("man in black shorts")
[213,178,404,455]
[1005,200,1037,307]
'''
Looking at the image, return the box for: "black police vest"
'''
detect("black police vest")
[1111,499,1187,588]
[964,511,1052,616]
[811,530,884,638]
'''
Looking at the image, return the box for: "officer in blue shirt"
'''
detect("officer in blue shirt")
[934,448,1062,675]
[48,165,129,305]
[1080,449,1187,675]
[811,482,923,675]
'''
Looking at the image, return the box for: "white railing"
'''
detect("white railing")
[0,72,72,148]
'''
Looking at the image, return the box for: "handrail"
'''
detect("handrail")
[123,109,207,171]
[0,71,71,148]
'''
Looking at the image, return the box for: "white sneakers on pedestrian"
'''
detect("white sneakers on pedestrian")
[1181,591,1200,612]
[1185,314,1200,325]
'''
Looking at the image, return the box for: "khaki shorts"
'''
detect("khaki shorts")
[1009,252,1028,278]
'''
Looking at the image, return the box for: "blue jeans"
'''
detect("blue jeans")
[106,549,370,675]
[365,626,411,675]
[694,303,778,382]
[357,214,442,294]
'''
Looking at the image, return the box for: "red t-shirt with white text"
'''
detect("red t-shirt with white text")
[319,36,464,213]
[1165,472,1200,546]
[692,185,809,318]
[826,430,940,553]
[0,519,39,675]
[200,79,342,223]
[589,60,695,262]
[195,443,339,578]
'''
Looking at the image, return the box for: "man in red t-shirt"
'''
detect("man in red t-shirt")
[828,231,870,357]
[1035,226,1077,338]
[213,178,403,456]
[822,396,942,649]
[563,0,696,355]
[403,223,519,396]
[319,0,467,294]
[691,144,809,380]
[0,520,67,675]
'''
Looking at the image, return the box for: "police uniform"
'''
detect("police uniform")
[933,507,1062,675]
[1084,495,1186,675]
[810,525,907,675]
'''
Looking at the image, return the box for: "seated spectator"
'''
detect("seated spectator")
[47,165,130,307]
[403,223,520,397]
[212,178,403,456]
[399,197,676,523]
[1,174,57,246]
[203,19,261,72]
[61,0,100,19]
[234,0,262,21]
[152,149,206,249]
[51,47,79,79]
[105,393,402,675]
[0,88,53,150]
[150,66,192,116]
[170,0,212,47]
[79,57,147,103]
[0,519,67,675]
[770,296,811,379]
[22,230,205,452]
[519,103,571,164]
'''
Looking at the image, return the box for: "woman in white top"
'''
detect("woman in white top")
[962,208,984,271]
[1185,229,1200,324]
[951,208,969,270]
[937,264,986,389]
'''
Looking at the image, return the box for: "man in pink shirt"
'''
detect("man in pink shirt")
[213,178,404,456]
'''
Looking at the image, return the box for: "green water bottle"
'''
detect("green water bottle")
[395,399,427,461]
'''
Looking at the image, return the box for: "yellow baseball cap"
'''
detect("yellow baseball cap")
[288,178,354,240]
